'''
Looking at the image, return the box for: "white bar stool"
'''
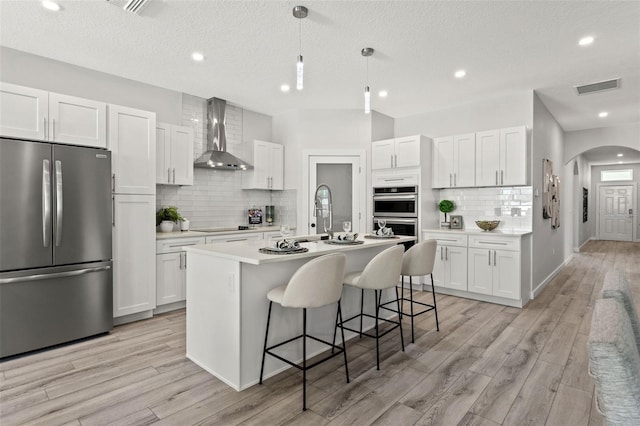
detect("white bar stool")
[336,245,404,370]
[259,253,348,411]
[398,239,439,343]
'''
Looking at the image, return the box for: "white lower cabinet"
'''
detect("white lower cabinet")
[468,248,520,299]
[113,194,156,318]
[156,236,205,306]
[433,244,468,291]
[424,230,530,307]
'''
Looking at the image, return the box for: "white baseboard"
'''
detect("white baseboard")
[530,254,574,299]
[154,301,186,315]
[113,310,154,326]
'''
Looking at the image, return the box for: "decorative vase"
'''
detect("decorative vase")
[180,220,190,231]
[160,221,174,233]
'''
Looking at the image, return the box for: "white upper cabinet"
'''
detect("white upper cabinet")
[109,104,156,195]
[372,136,421,170]
[0,82,106,148]
[0,83,48,140]
[48,93,107,147]
[476,126,527,187]
[432,133,475,188]
[156,122,194,186]
[242,140,284,190]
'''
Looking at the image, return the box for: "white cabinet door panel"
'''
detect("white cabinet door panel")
[269,143,284,190]
[48,93,106,148]
[156,123,170,184]
[468,248,493,295]
[371,139,395,170]
[500,126,527,186]
[156,252,184,305]
[433,136,454,188]
[446,245,468,291]
[395,136,420,168]
[171,125,193,185]
[109,105,156,195]
[113,194,156,317]
[494,250,520,300]
[454,133,475,187]
[0,82,47,140]
[475,130,500,187]
[432,245,447,287]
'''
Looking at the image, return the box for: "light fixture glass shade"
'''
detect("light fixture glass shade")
[297,55,304,90]
[364,86,371,114]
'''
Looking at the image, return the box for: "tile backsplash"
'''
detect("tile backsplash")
[156,94,297,230]
[438,186,533,231]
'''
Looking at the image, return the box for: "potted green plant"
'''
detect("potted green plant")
[438,200,455,228]
[156,206,183,233]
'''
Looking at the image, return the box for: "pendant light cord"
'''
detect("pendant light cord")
[299,18,302,55]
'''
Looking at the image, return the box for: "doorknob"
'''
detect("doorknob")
[311,223,316,228]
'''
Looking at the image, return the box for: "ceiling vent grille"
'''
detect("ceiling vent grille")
[107,0,152,14]
[123,0,152,14]
[575,78,620,95]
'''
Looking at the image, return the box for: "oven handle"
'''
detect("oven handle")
[374,217,418,224]
[373,194,417,200]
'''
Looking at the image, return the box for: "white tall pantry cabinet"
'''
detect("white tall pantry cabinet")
[109,104,157,320]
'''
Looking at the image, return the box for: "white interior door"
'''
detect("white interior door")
[308,155,363,234]
[598,185,633,241]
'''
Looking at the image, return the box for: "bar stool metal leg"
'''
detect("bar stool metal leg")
[338,302,350,383]
[431,274,439,331]
[374,289,380,370]
[409,276,415,343]
[302,308,307,411]
[359,289,364,337]
[396,289,405,351]
[259,301,273,385]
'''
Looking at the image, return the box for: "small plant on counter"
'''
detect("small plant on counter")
[156,206,184,226]
[438,199,455,224]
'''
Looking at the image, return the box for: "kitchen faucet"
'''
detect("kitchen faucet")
[313,184,333,235]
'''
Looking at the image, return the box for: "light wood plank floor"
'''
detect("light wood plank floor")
[2,240,639,425]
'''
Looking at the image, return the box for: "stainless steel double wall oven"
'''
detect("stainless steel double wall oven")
[372,185,418,248]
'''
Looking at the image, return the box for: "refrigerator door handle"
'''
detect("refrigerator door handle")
[0,265,112,284]
[55,160,63,246]
[42,159,51,248]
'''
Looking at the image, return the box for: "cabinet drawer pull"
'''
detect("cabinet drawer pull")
[440,246,443,260]
[454,173,457,187]
[173,168,176,183]
[437,238,457,242]
[445,246,448,261]
[168,243,198,248]
[494,250,497,266]
[383,178,404,182]
[227,238,248,242]
[477,241,508,245]
[495,170,498,185]
[488,250,491,265]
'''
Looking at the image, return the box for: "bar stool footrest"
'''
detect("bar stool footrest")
[264,334,346,371]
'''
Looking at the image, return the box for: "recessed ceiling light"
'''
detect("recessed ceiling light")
[454,70,466,79]
[42,0,61,11]
[579,36,594,46]
[617,153,624,157]
[378,90,388,98]
[191,52,204,62]
[598,111,608,118]
[618,161,623,164]
[280,84,290,92]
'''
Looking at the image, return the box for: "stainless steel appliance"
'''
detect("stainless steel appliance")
[373,185,419,249]
[0,138,113,358]
[373,186,418,217]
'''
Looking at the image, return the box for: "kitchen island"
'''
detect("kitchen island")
[184,235,414,391]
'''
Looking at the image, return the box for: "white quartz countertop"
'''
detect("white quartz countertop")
[156,226,286,240]
[423,228,532,236]
[184,235,415,265]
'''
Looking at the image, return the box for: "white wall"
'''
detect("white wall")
[531,93,565,294]
[590,163,640,241]
[565,123,640,162]
[0,46,182,123]
[394,91,534,138]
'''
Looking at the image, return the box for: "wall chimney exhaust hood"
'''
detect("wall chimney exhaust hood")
[194,97,253,170]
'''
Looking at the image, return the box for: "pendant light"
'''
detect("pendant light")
[293,6,308,90]
[361,47,374,114]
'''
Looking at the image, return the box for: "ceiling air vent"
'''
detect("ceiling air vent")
[106,0,152,14]
[575,78,620,95]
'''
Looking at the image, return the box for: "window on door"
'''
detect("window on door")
[600,169,633,182]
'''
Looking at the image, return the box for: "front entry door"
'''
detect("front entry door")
[308,155,363,234]
[598,185,633,241]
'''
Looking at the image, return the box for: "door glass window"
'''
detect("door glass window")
[316,163,352,233]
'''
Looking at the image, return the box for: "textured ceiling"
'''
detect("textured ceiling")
[0,0,639,134]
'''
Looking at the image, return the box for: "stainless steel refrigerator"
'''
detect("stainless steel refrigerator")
[0,137,113,358]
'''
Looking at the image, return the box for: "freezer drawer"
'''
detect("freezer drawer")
[0,261,113,358]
